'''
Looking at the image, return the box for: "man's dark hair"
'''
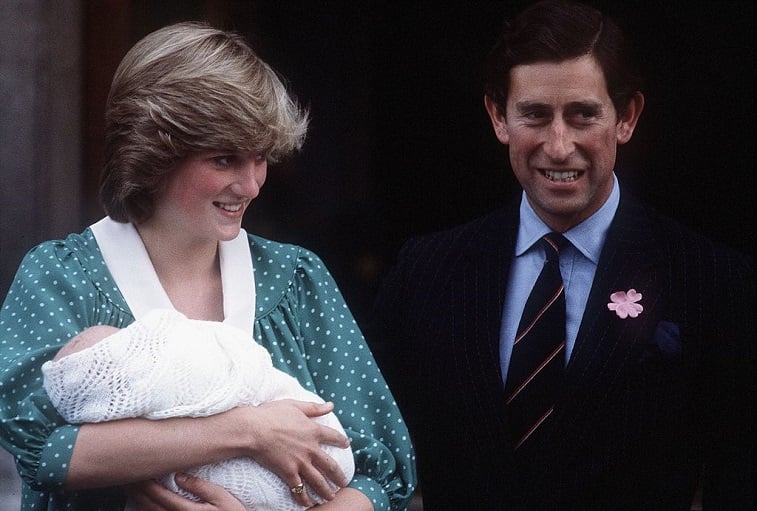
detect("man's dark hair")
[483,0,644,117]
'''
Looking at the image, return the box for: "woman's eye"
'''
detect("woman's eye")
[214,155,235,166]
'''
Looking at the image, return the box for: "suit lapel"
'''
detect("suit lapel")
[451,204,520,432]
[555,194,668,428]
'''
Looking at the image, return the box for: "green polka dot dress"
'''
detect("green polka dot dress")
[0,226,417,510]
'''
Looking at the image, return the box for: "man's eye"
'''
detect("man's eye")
[521,111,551,126]
[525,111,548,119]
[569,109,599,122]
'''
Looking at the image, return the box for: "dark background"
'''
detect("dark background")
[83,1,755,323]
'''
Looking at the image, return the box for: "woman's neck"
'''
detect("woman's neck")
[135,223,225,321]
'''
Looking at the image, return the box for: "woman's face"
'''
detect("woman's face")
[149,151,267,244]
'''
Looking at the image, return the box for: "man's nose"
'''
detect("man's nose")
[543,121,574,161]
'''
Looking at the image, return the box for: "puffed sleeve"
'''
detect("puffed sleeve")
[251,238,417,510]
[0,233,132,491]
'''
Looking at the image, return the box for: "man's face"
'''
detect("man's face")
[486,55,642,232]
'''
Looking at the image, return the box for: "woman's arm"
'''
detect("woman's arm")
[66,400,350,495]
[128,477,373,511]
[126,474,246,511]
[316,487,374,511]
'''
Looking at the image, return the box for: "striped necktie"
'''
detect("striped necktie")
[505,232,567,450]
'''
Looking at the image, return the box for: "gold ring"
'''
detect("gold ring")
[290,482,305,495]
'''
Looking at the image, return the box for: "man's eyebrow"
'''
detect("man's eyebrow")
[565,100,603,111]
[514,100,549,111]
[514,100,604,111]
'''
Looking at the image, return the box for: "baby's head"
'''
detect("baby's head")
[53,325,121,361]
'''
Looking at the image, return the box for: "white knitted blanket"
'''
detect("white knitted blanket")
[41,309,355,510]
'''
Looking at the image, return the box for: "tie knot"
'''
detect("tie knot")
[540,232,567,262]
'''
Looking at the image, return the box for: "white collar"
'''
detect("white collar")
[90,216,255,336]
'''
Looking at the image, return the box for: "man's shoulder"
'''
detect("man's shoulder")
[618,193,753,270]
[392,206,517,278]
[404,206,516,254]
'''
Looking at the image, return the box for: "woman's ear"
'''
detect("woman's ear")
[484,95,510,145]
[617,91,645,144]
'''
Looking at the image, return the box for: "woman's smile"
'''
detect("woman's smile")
[214,200,246,214]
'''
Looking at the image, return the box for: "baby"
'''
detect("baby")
[41,309,355,511]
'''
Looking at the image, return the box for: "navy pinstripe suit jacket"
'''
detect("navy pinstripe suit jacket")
[368,190,755,510]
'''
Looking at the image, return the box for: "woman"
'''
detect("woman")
[0,21,416,511]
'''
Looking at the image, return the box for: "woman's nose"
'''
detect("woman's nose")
[237,158,267,198]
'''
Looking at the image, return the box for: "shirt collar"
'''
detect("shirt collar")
[516,173,620,264]
[90,216,256,335]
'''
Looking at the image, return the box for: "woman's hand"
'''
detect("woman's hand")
[125,475,245,510]
[238,399,351,507]
[313,487,374,511]
[67,399,351,496]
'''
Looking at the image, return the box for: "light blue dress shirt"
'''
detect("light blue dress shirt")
[499,174,620,385]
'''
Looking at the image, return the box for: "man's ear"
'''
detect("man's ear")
[484,95,509,145]
[617,91,645,144]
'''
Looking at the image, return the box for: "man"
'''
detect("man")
[368,1,755,509]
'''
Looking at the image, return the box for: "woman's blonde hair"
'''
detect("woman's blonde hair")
[100,21,308,223]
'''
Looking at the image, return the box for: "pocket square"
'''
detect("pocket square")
[654,321,682,358]
[640,320,682,362]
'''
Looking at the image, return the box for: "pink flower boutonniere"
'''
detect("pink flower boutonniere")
[607,288,643,319]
